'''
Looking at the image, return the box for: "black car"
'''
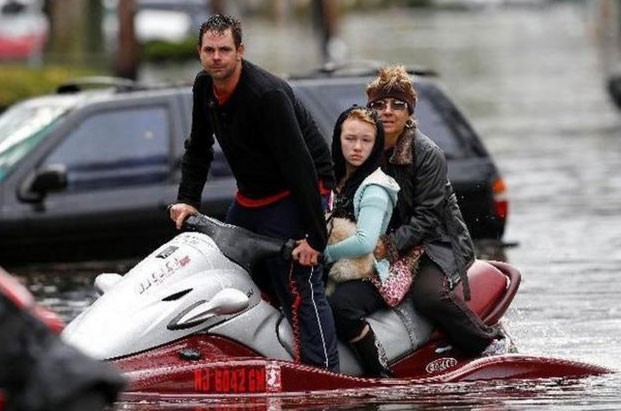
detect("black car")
[0,65,508,264]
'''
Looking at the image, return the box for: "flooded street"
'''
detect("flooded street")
[7,2,621,409]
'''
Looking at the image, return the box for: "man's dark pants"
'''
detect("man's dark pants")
[227,196,339,372]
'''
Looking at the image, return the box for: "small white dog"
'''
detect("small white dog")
[325,216,374,295]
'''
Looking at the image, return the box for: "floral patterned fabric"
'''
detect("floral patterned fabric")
[371,246,424,307]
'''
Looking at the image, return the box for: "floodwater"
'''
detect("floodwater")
[8,2,621,410]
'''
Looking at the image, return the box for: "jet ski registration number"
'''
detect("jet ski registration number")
[194,365,279,394]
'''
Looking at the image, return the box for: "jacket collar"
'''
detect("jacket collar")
[388,126,416,165]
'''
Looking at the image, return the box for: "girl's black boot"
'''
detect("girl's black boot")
[351,327,393,378]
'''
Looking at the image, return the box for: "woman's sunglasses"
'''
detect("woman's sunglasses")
[368,99,408,112]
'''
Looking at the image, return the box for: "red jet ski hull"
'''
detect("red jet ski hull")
[114,334,611,397]
[112,259,612,396]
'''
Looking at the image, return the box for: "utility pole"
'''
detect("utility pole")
[115,0,139,80]
[311,0,346,65]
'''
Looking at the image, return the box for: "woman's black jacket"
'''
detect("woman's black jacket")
[383,128,475,298]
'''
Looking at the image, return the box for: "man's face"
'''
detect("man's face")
[197,28,244,82]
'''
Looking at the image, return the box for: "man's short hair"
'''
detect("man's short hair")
[198,14,242,48]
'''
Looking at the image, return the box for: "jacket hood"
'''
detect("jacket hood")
[331,105,386,205]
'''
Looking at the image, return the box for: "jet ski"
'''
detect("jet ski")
[61,214,611,397]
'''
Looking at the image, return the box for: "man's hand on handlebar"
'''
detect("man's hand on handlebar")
[168,203,199,230]
[291,239,320,267]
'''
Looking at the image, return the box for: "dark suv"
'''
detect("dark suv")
[0,65,508,264]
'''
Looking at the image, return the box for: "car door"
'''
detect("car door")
[3,96,180,262]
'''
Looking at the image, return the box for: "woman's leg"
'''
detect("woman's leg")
[328,280,383,341]
[411,255,498,354]
[329,280,392,377]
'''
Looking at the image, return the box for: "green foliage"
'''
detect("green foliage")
[142,38,198,63]
[0,65,98,112]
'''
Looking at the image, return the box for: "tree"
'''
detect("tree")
[43,0,104,66]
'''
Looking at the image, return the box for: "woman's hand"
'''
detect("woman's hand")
[168,203,198,230]
[291,239,320,267]
[374,238,387,260]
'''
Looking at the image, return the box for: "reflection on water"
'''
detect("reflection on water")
[6,2,621,410]
[112,375,621,411]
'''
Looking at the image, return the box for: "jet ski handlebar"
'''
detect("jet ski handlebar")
[182,214,296,270]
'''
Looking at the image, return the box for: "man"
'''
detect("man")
[168,14,339,371]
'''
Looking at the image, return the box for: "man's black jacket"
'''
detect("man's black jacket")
[178,60,334,250]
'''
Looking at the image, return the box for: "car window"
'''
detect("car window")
[292,80,472,159]
[43,106,169,191]
[0,101,70,182]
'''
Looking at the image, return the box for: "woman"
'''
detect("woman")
[366,65,508,357]
[324,106,400,377]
